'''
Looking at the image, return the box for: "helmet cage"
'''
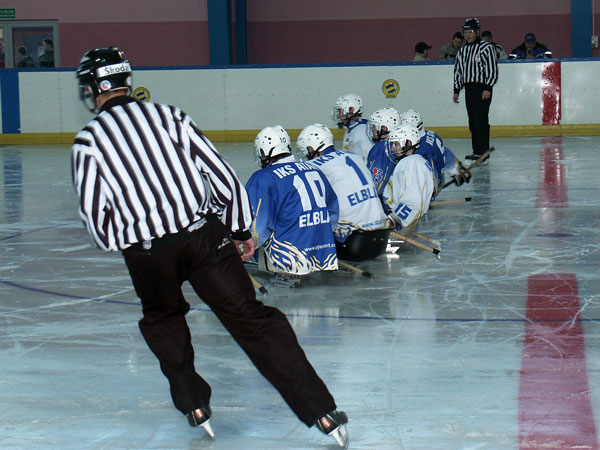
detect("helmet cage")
[331,94,363,128]
[385,125,421,161]
[367,107,401,143]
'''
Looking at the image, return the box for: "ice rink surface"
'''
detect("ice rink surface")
[1,136,599,449]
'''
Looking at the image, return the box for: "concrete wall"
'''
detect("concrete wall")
[3,58,600,144]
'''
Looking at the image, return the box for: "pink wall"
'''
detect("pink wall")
[8,0,600,66]
[11,0,208,22]
[245,0,571,20]
[246,15,571,64]
[60,22,210,67]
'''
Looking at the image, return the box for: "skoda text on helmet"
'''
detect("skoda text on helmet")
[331,94,363,128]
[386,124,421,161]
[76,46,133,113]
[367,107,401,143]
[399,109,424,133]
[255,125,292,168]
[463,17,481,35]
[297,123,335,160]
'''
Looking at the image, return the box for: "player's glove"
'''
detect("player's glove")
[452,161,471,186]
[385,214,402,230]
[453,171,471,186]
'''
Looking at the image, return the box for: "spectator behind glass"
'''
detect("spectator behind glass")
[39,39,55,67]
[481,30,508,60]
[509,33,552,59]
[0,41,5,68]
[413,42,432,61]
[438,32,463,60]
[17,46,35,68]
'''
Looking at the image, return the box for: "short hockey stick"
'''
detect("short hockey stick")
[390,231,440,257]
[430,197,472,207]
[338,260,373,278]
[249,274,268,294]
[443,147,495,189]
[412,231,441,247]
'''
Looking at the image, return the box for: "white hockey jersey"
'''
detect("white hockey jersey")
[342,118,372,164]
[309,147,387,242]
[383,154,435,229]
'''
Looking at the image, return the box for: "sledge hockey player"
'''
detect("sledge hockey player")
[245,125,339,284]
[383,124,436,234]
[331,93,372,164]
[296,123,390,261]
[365,107,403,195]
[399,109,470,192]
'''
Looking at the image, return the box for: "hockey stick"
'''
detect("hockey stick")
[430,197,472,207]
[390,231,440,256]
[249,274,268,294]
[412,231,441,247]
[442,147,495,189]
[338,261,373,279]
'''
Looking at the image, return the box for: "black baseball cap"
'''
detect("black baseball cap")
[415,42,432,53]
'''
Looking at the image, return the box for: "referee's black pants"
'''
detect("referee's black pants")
[465,83,493,155]
[122,218,336,427]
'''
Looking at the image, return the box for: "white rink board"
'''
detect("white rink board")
[561,61,600,125]
[19,71,87,133]
[13,59,600,134]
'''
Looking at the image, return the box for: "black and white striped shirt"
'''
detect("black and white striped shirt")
[453,38,499,93]
[72,96,253,251]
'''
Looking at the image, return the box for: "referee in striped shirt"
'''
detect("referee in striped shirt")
[72,47,347,447]
[453,18,499,160]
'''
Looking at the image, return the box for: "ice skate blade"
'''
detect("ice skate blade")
[201,420,216,440]
[330,424,349,448]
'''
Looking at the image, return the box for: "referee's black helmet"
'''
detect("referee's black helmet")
[462,18,481,34]
[77,46,133,112]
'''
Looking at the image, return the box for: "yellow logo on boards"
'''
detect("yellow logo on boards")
[133,87,150,102]
[382,79,399,98]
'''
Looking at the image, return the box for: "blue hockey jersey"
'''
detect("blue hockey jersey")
[245,155,339,275]
[418,129,462,180]
[366,140,397,196]
[416,130,446,181]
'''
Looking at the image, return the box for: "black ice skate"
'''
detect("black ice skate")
[316,410,349,448]
[186,406,215,439]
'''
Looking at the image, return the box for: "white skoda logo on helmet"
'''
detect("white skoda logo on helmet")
[96,62,131,78]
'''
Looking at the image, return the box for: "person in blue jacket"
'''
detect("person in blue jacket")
[509,33,552,59]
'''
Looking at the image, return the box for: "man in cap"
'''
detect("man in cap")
[509,33,553,59]
[413,42,432,61]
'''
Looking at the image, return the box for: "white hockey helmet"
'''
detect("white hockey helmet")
[367,107,401,143]
[296,123,335,160]
[331,93,363,127]
[399,109,424,132]
[385,124,421,161]
[255,125,292,168]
